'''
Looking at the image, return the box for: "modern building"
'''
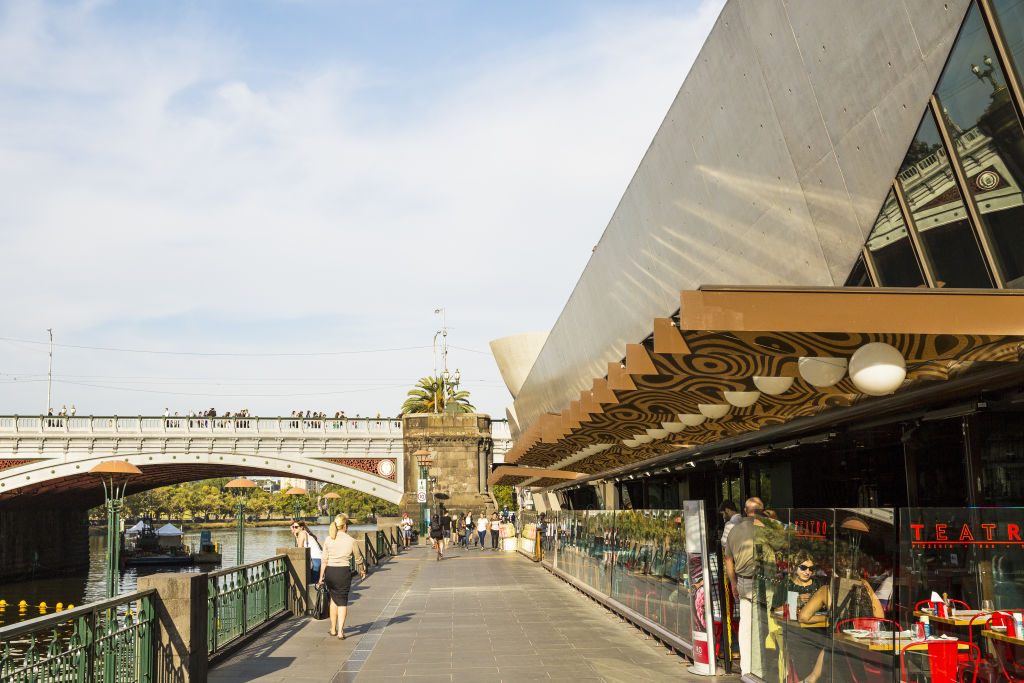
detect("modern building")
[490,1,1024,679]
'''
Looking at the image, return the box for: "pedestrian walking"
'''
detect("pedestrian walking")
[318,514,366,640]
[429,514,444,560]
[489,512,501,551]
[400,512,413,548]
[476,512,488,550]
[464,512,473,548]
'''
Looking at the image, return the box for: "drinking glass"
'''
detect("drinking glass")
[982,599,995,612]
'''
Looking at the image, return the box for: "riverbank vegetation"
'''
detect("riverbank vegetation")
[91,477,398,524]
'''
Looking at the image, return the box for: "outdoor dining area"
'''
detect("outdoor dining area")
[750,507,1024,683]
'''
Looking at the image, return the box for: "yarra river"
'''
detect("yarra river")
[0,523,374,627]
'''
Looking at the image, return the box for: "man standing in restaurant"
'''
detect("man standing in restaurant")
[719,499,741,548]
[724,497,764,677]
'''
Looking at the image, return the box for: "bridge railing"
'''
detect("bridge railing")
[0,416,405,436]
[207,555,288,657]
[0,589,156,683]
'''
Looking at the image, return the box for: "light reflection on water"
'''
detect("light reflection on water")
[0,523,373,627]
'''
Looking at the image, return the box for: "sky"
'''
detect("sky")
[0,0,723,419]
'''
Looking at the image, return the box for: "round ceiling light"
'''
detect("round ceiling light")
[849,342,906,396]
[698,404,730,419]
[798,357,848,388]
[753,376,795,395]
[662,422,686,433]
[646,428,669,439]
[677,414,707,427]
[633,434,654,444]
[724,390,761,408]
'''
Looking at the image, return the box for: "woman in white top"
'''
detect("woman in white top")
[319,514,366,639]
[476,513,488,550]
[291,521,323,582]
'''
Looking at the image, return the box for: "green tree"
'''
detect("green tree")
[493,485,515,511]
[401,375,474,414]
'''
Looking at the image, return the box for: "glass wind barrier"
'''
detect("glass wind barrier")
[750,508,898,683]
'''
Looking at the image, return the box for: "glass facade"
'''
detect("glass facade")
[851,0,1024,289]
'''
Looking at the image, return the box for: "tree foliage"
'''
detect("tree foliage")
[110,478,398,522]
[401,375,474,414]
[492,485,515,511]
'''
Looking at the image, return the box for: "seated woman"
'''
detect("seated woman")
[774,552,828,683]
[772,550,822,613]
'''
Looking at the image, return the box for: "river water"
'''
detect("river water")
[0,523,374,628]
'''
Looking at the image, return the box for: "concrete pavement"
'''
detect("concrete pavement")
[208,541,740,682]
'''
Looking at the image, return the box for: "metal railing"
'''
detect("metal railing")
[0,415,406,436]
[207,555,287,657]
[0,590,155,683]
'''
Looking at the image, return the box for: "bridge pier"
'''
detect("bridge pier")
[0,506,89,583]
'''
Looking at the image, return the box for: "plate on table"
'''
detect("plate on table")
[843,629,871,638]
[992,625,1007,632]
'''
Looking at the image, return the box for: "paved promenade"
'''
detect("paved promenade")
[209,543,739,682]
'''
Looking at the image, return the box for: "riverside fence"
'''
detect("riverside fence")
[0,527,403,682]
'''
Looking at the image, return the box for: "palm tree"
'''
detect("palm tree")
[402,375,474,414]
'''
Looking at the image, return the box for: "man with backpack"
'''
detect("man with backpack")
[429,513,445,561]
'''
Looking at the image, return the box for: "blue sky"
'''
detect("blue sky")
[0,0,723,418]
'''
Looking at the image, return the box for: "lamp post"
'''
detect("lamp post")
[323,491,340,518]
[89,460,142,599]
[413,449,432,538]
[285,487,308,522]
[225,478,257,565]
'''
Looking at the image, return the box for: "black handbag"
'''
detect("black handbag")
[312,583,329,620]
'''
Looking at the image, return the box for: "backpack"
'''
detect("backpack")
[429,518,443,538]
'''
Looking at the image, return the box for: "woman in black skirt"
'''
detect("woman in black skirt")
[318,514,366,639]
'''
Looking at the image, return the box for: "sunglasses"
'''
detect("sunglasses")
[797,564,815,572]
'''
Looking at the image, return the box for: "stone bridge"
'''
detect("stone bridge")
[0,415,512,509]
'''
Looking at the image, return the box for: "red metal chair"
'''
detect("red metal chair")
[900,640,980,683]
[991,633,1024,682]
[837,619,902,683]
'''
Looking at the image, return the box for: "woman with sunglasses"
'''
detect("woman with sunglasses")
[291,521,323,583]
[771,550,826,683]
[772,550,821,613]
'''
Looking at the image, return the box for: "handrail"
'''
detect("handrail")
[208,555,288,656]
[208,554,287,579]
[0,590,154,640]
[0,415,407,436]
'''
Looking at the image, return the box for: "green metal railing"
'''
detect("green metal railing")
[0,590,155,683]
[207,555,287,656]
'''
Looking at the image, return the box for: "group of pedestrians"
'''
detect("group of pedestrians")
[399,507,515,560]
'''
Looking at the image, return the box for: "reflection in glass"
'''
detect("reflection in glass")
[939,2,1024,287]
[864,190,926,286]
[897,113,993,287]
[844,257,872,287]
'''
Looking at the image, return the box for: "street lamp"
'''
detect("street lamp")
[225,478,257,565]
[285,487,308,521]
[413,449,432,538]
[89,460,142,599]
[323,491,340,518]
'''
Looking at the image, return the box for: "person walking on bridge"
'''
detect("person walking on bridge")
[319,514,366,640]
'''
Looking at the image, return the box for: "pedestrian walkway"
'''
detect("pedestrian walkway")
[209,542,740,682]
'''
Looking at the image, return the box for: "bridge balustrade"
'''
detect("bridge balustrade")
[0,416,405,436]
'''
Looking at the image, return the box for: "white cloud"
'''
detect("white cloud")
[0,0,724,416]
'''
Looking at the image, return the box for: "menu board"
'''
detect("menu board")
[683,500,716,676]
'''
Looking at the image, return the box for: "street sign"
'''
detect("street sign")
[416,491,427,503]
[417,479,427,493]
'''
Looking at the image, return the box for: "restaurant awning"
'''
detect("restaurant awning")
[499,287,1024,485]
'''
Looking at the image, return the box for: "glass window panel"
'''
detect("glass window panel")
[865,190,926,286]
[844,256,872,287]
[939,2,1024,286]
[897,113,993,287]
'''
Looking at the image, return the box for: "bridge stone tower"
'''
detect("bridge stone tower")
[400,413,495,520]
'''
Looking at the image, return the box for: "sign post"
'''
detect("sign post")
[683,500,717,676]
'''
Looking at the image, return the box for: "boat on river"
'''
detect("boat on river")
[193,529,222,565]
[121,521,194,568]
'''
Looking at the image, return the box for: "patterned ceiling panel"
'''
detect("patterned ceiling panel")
[512,304,1024,479]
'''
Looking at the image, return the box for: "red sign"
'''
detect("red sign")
[795,519,829,539]
[910,522,1024,548]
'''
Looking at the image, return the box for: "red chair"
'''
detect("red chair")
[900,640,981,683]
[837,619,902,683]
[991,633,1024,682]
